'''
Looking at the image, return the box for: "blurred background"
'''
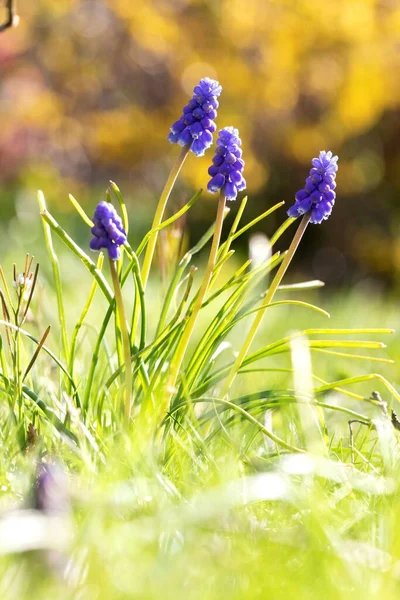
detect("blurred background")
[1,0,400,288]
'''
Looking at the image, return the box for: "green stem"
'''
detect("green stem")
[0,319,80,404]
[40,207,113,303]
[109,258,132,421]
[166,191,227,402]
[211,196,247,284]
[141,145,190,288]
[83,303,114,415]
[155,216,224,339]
[0,335,8,382]
[82,250,143,415]
[114,258,124,374]
[125,247,146,351]
[130,145,189,349]
[221,213,311,396]
[155,258,190,338]
[68,253,103,383]
[13,321,22,416]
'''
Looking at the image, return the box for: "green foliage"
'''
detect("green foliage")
[0,177,398,599]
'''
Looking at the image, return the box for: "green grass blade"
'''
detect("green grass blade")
[277,280,325,291]
[0,319,81,407]
[166,395,306,453]
[37,191,70,361]
[22,384,78,444]
[68,253,104,380]
[155,208,230,337]
[315,374,400,405]
[68,194,94,227]
[228,300,331,330]
[229,201,285,244]
[269,217,296,247]
[109,181,129,234]
[312,347,394,364]
[124,245,146,350]
[40,206,113,302]
[136,189,202,257]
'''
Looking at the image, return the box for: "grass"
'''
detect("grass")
[1,176,400,599]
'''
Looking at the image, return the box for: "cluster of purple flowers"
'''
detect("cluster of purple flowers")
[287,151,338,224]
[90,78,339,260]
[207,127,246,201]
[167,77,222,157]
[90,201,127,260]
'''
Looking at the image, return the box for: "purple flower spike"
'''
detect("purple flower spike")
[90,201,127,260]
[168,77,222,157]
[207,127,246,201]
[287,151,338,224]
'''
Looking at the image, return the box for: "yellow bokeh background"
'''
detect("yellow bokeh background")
[1,0,400,278]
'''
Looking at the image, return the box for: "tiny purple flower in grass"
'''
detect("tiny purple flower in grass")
[287,150,338,224]
[90,201,127,260]
[207,127,246,201]
[168,77,222,157]
[33,463,69,514]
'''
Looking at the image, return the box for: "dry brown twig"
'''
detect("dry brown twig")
[0,0,19,33]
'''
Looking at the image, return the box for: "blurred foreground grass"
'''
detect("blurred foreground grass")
[1,263,400,598]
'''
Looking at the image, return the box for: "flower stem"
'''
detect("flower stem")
[109,258,132,421]
[141,145,190,289]
[221,213,311,396]
[166,190,227,401]
[130,145,189,351]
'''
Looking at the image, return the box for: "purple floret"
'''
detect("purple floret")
[206,127,246,201]
[168,77,222,157]
[287,151,338,224]
[90,201,127,260]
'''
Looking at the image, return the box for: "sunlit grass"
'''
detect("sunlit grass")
[0,178,399,599]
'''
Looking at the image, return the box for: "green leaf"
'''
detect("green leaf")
[136,189,202,257]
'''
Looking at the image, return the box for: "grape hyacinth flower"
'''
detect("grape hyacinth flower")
[287,151,338,224]
[168,77,222,157]
[207,127,246,201]
[89,199,131,417]
[222,151,338,394]
[90,201,127,260]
